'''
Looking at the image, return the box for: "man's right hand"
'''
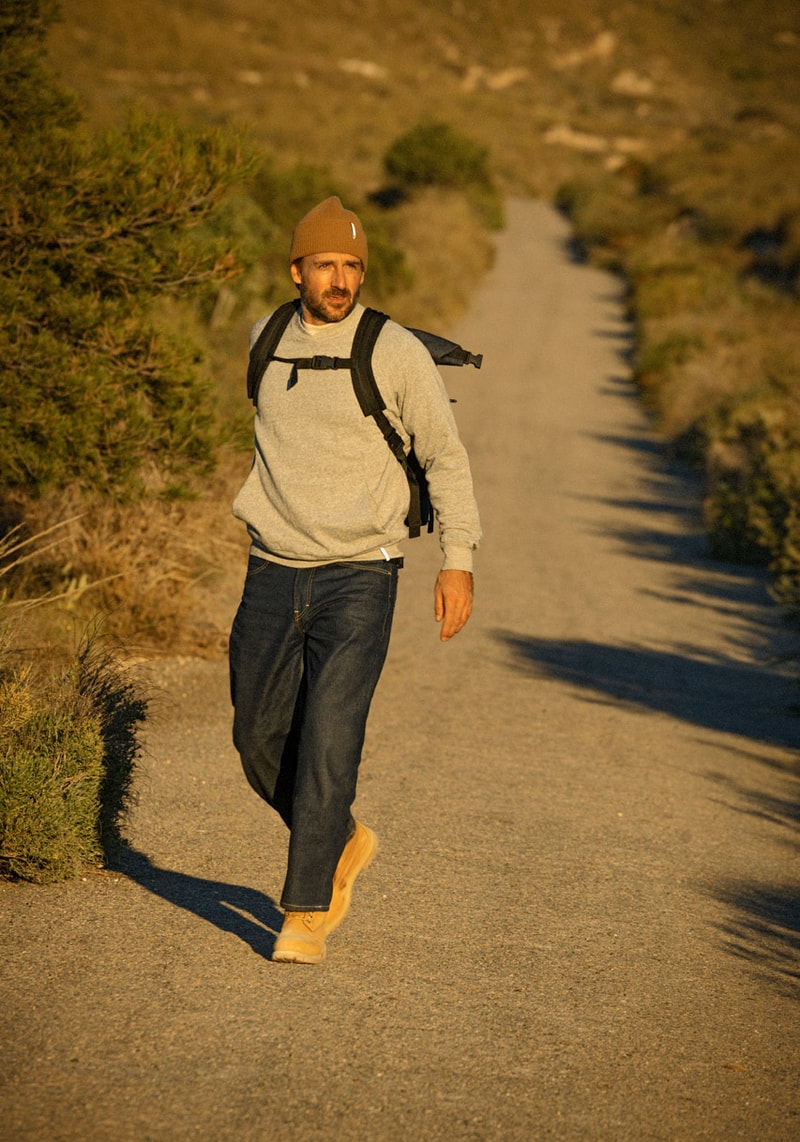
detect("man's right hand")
[434,570,474,641]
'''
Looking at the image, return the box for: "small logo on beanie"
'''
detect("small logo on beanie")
[351,222,357,239]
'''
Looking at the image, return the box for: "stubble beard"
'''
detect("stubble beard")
[302,284,361,324]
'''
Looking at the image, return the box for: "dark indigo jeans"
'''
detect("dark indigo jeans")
[229,555,398,911]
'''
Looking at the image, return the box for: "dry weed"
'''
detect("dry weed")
[7,450,250,657]
[375,188,495,329]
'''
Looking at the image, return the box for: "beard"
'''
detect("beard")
[301,282,361,324]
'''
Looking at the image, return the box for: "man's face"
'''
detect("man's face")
[290,253,365,325]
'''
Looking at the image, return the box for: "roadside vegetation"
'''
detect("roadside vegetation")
[0,525,146,882]
[556,107,800,615]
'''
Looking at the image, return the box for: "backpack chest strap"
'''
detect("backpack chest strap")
[271,354,353,371]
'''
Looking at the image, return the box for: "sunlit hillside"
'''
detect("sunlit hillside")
[48,0,799,204]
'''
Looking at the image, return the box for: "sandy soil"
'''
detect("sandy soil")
[1,200,798,1141]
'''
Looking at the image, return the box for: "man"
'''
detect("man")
[229,196,481,964]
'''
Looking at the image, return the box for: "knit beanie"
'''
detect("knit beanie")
[289,196,368,269]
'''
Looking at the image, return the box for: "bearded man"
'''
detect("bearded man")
[229,197,481,964]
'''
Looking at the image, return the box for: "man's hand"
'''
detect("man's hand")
[434,570,474,641]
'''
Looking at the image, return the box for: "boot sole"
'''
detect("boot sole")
[272,944,326,964]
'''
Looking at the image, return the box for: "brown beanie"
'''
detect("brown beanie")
[289,196,368,269]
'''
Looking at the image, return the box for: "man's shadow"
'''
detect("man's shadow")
[114,846,283,959]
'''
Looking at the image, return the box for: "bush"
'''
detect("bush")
[0,662,105,882]
[704,386,800,615]
[0,2,251,501]
[0,638,146,883]
[0,523,147,882]
[383,121,504,229]
[385,121,491,191]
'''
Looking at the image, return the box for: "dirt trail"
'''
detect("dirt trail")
[2,199,797,1141]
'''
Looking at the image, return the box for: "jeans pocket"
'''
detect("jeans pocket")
[245,553,272,578]
[332,559,398,578]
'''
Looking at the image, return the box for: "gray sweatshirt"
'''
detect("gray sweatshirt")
[232,303,481,571]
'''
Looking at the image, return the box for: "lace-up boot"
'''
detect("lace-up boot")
[272,910,328,964]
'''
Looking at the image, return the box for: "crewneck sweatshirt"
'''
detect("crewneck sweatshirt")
[232,303,481,570]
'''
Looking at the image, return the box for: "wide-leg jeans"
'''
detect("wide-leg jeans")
[229,554,398,911]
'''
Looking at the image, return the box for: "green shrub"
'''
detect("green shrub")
[385,121,490,189]
[0,667,106,882]
[0,638,146,883]
[0,523,147,883]
[704,388,800,615]
[0,2,251,500]
[383,121,504,229]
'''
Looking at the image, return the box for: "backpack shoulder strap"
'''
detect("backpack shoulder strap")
[349,308,391,416]
[247,300,299,405]
[350,308,431,537]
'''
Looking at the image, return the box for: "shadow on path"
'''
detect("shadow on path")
[712,881,800,1000]
[584,411,794,668]
[500,631,800,995]
[705,748,800,997]
[114,847,282,959]
[499,633,799,750]
[706,745,800,834]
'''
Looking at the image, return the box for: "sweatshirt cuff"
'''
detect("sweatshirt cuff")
[441,545,475,573]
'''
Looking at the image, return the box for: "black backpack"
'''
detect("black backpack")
[247,301,482,537]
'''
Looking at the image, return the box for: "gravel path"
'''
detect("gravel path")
[2,199,798,1141]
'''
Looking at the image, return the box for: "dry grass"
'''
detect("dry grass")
[6,451,250,658]
[364,189,495,328]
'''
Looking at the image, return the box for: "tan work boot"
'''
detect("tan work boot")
[326,821,378,934]
[272,910,328,964]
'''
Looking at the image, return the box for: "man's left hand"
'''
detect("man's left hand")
[434,570,474,641]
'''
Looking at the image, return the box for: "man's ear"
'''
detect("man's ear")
[290,260,303,286]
